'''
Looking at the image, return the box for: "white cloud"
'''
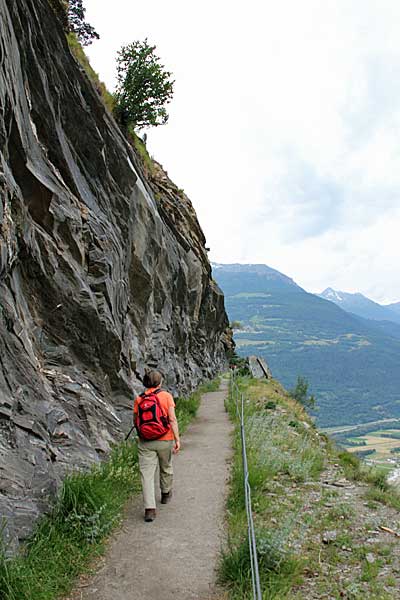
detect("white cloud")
[84,0,400,303]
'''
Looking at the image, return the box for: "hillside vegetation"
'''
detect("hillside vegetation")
[213,264,400,427]
[221,376,400,599]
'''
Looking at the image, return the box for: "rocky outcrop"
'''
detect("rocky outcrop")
[0,0,230,548]
[248,356,272,379]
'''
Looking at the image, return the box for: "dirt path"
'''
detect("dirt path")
[76,379,232,600]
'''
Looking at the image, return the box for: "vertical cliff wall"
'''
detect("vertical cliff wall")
[0,0,230,547]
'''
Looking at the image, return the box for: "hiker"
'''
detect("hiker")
[134,370,180,522]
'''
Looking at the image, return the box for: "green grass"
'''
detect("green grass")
[364,486,400,511]
[175,377,220,433]
[337,450,396,490]
[219,530,302,599]
[221,376,400,598]
[129,130,157,177]
[199,377,221,393]
[220,376,322,598]
[0,377,220,600]
[337,449,400,509]
[67,33,115,113]
[0,441,140,600]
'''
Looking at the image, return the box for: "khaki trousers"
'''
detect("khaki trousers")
[138,439,174,509]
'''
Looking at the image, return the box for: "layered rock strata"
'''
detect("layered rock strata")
[0,0,230,548]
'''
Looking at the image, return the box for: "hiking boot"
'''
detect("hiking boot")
[161,490,172,504]
[144,509,156,522]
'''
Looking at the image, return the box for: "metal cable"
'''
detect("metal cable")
[231,373,262,600]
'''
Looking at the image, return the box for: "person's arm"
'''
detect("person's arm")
[168,405,180,453]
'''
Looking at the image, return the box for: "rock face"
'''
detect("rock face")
[248,356,272,379]
[0,0,230,548]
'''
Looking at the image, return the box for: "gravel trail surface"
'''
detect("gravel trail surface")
[78,380,232,600]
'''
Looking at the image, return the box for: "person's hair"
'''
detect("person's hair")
[143,370,162,388]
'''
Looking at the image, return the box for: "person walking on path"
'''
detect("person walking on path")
[134,370,180,522]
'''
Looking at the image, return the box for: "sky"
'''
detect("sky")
[83,0,400,304]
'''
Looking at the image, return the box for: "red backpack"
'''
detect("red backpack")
[136,389,171,440]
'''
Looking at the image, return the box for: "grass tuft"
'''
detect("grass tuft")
[0,440,139,600]
[219,530,301,599]
[129,131,156,177]
[219,536,252,589]
[175,377,220,433]
[67,34,115,113]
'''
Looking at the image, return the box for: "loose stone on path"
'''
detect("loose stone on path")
[75,379,232,600]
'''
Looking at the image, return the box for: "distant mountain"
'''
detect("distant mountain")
[213,263,400,427]
[212,262,298,289]
[318,288,400,325]
[387,301,400,315]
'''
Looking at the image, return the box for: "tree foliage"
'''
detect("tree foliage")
[114,39,174,130]
[68,0,99,46]
[290,376,316,409]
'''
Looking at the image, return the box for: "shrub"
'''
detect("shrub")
[289,376,316,410]
[265,401,277,410]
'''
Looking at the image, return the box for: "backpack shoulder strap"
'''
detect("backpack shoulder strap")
[152,389,168,418]
[139,388,162,404]
[140,388,162,398]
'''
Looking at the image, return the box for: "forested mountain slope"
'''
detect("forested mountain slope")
[213,263,400,427]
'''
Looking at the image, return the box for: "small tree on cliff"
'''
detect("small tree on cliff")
[289,376,316,410]
[114,39,174,130]
[68,0,99,46]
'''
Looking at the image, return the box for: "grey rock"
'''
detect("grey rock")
[248,356,272,379]
[0,0,232,550]
[365,553,376,564]
[322,530,337,544]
